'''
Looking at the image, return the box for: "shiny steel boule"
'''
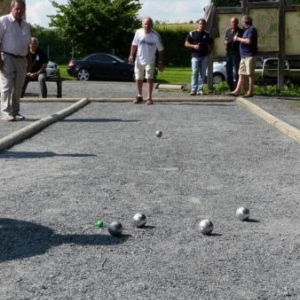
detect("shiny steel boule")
[199,219,214,235]
[133,213,147,228]
[108,221,123,236]
[156,130,162,138]
[236,207,250,221]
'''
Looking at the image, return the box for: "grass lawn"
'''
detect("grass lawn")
[156,67,190,84]
[59,66,74,80]
[59,65,191,85]
[58,65,300,97]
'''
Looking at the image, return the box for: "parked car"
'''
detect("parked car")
[67,53,135,81]
[46,61,59,78]
[209,57,300,86]
[210,61,227,84]
[254,57,300,84]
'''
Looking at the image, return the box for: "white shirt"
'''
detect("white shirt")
[0,13,31,56]
[132,28,164,64]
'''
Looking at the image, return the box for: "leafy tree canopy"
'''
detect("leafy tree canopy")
[49,0,142,56]
[211,0,241,6]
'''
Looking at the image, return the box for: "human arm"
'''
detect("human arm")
[128,45,137,64]
[184,40,201,51]
[28,62,47,78]
[234,27,255,45]
[157,50,164,72]
[233,35,251,45]
[0,55,3,71]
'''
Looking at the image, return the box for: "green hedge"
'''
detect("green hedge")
[32,25,195,67]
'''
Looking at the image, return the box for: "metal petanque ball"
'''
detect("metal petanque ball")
[133,213,147,228]
[156,130,163,138]
[108,221,123,236]
[199,219,214,235]
[236,207,250,221]
[96,220,104,229]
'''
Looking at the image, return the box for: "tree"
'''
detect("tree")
[49,0,142,57]
[210,0,240,6]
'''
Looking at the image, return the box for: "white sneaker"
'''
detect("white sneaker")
[1,113,15,121]
[197,90,203,95]
[14,113,25,121]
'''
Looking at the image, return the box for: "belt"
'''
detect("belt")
[1,51,26,58]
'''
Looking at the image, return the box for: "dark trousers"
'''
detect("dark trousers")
[21,72,47,98]
[226,53,240,91]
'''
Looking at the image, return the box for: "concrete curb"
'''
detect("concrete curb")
[237,97,300,144]
[20,96,236,103]
[0,98,90,152]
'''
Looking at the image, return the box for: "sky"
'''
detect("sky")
[25,0,211,28]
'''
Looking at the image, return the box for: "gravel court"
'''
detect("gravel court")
[0,102,74,139]
[1,102,300,299]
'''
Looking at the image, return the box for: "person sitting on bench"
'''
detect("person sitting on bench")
[21,37,48,98]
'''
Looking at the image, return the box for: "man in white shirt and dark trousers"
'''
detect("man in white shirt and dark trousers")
[128,17,164,105]
[0,0,31,121]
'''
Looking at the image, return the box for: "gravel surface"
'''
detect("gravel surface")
[1,82,300,300]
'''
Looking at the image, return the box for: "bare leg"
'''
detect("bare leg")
[232,74,245,94]
[246,75,254,95]
[136,79,143,96]
[146,79,154,99]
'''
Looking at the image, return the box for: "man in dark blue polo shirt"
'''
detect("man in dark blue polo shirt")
[229,15,258,98]
[185,19,214,95]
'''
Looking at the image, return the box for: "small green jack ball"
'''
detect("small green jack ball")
[96,220,104,228]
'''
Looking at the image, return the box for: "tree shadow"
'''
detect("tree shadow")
[0,218,130,263]
[0,151,96,159]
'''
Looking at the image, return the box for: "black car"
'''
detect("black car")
[67,53,135,81]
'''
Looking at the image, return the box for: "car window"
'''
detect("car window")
[263,59,289,70]
[288,60,300,70]
[86,55,114,63]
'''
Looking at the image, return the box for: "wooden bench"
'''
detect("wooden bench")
[23,69,62,98]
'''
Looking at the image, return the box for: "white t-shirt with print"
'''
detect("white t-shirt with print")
[132,28,164,65]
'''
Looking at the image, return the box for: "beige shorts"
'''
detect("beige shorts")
[239,56,256,76]
[134,63,156,80]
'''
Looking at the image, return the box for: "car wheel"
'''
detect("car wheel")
[213,73,225,84]
[77,69,90,81]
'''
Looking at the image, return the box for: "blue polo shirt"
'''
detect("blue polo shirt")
[240,25,258,58]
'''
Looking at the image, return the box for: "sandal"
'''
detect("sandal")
[146,98,153,105]
[133,96,143,104]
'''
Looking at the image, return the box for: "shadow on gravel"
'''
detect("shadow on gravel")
[61,118,140,123]
[0,151,96,158]
[244,218,260,223]
[173,103,236,107]
[0,218,129,263]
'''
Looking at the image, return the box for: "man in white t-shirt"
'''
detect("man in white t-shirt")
[128,17,164,105]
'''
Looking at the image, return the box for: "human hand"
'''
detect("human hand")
[157,61,164,72]
[128,56,134,64]
[28,72,38,78]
